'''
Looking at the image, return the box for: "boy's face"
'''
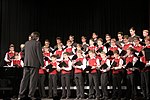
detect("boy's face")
[111,40,116,46]
[92,33,97,39]
[77,45,81,50]
[100,53,106,59]
[97,40,102,46]
[118,34,123,40]
[89,52,95,58]
[134,39,139,45]
[130,29,135,36]
[45,41,50,46]
[127,49,131,55]
[145,39,150,45]
[67,42,72,46]
[56,39,61,44]
[69,37,74,41]
[15,55,19,59]
[143,31,148,37]
[9,47,14,51]
[123,38,128,43]
[51,57,56,61]
[63,54,68,59]
[77,52,82,57]
[106,36,111,41]
[114,53,119,58]
[89,40,94,45]
[81,38,86,42]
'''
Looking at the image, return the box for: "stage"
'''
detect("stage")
[0,67,145,100]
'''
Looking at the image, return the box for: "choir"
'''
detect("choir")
[3,28,150,100]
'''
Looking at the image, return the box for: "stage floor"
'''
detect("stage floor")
[0,89,145,100]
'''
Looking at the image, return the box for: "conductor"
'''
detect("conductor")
[18,32,44,100]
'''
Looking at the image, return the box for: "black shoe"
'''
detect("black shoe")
[146,97,150,100]
[17,97,26,100]
[117,98,121,100]
[47,96,52,99]
[75,96,80,99]
[122,97,129,100]
[133,96,138,100]
[12,95,18,98]
[29,97,36,100]
[80,96,84,99]
[87,96,93,99]
[11,97,18,100]
[41,95,47,98]
[100,97,105,100]
[111,97,117,100]
[53,96,59,100]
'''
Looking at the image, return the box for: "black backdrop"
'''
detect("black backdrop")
[0,0,149,65]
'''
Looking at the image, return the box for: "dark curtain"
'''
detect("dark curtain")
[0,0,39,65]
[0,0,149,66]
[149,0,150,29]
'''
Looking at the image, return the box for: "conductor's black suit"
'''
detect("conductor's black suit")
[18,39,44,98]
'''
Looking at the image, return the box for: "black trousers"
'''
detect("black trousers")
[126,74,137,99]
[37,74,46,97]
[112,73,122,99]
[48,74,58,97]
[12,68,23,98]
[83,72,89,85]
[141,71,150,99]
[19,66,39,98]
[74,73,84,98]
[101,72,109,99]
[61,73,71,97]
[89,73,100,98]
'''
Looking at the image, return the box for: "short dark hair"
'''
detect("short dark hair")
[63,52,69,55]
[134,37,140,41]
[81,36,86,39]
[45,39,50,42]
[97,38,103,42]
[88,50,95,54]
[143,30,149,33]
[118,32,123,36]
[9,44,14,48]
[129,27,135,31]
[145,36,150,41]
[69,35,74,38]
[113,50,119,54]
[77,50,83,54]
[89,38,94,42]
[51,55,57,58]
[124,35,129,39]
[111,38,116,42]
[31,32,40,40]
[105,34,111,38]
[56,37,62,41]
[127,47,134,52]
[76,44,82,48]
